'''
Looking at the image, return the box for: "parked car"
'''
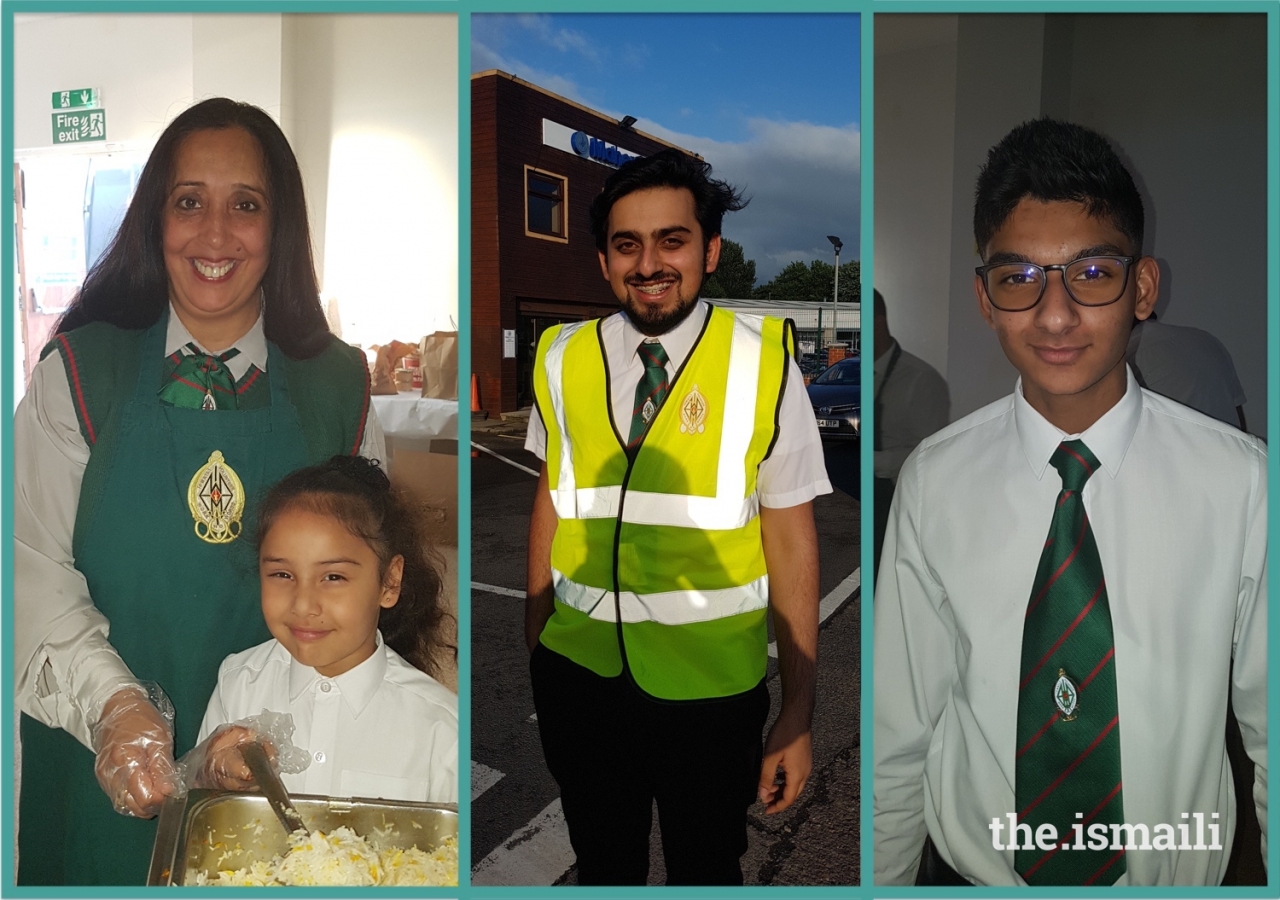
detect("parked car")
[806,356,860,439]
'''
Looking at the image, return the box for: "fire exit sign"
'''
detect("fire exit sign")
[52,89,98,110]
[52,110,106,144]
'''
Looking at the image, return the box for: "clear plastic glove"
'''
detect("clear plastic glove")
[174,710,311,795]
[91,683,178,818]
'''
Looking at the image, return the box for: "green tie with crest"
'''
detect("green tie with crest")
[158,342,241,411]
[628,340,670,448]
[1014,440,1125,885]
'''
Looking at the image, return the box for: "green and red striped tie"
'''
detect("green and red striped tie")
[1014,440,1125,885]
[158,342,241,411]
[628,340,669,448]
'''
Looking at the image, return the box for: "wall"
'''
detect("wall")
[873,14,959,379]
[875,13,1268,435]
[14,13,197,150]
[286,15,459,348]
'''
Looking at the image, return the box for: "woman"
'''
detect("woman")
[14,98,384,884]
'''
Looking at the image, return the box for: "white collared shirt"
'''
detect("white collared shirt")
[198,636,458,804]
[873,367,1267,886]
[525,300,831,508]
[873,338,950,483]
[13,307,385,747]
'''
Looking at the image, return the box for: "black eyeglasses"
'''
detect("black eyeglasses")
[975,255,1138,312]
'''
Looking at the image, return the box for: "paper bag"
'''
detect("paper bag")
[370,340,418,395]
[419,331,459,400]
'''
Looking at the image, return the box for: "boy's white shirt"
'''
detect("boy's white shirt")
[873,367,1268,886]
[199,631,458,804]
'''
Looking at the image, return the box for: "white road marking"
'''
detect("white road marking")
[471,761,505,800]
[472,441,540,476]
[768,567,860,658]
[471,797,575,886]
[473,581,527,599]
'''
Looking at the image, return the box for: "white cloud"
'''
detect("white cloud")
[639,118,862,283]
[514,14,602,64]
[471,40,584,104]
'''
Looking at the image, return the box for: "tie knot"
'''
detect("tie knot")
[637,340,669,370]
[1050,440,1099,493]
[185,342,240,364]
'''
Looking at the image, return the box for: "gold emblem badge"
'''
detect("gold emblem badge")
[680,384,708,434]
[188,450,244,544]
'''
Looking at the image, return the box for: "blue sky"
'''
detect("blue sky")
[473,13,861,283]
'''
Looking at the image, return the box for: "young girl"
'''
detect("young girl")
[193,455,457,804]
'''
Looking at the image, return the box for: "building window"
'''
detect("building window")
[525,166,568,242]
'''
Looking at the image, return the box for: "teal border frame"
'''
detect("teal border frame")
[2,1,1277,898]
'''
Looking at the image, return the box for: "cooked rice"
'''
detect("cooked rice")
[186,826,458,886]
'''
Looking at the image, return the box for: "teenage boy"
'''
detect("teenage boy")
[873,119,1267,886]
[525,149,830,884]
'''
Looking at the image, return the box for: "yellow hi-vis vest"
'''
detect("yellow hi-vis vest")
[533,305,793,700]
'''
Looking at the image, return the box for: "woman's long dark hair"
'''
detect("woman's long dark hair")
[58,98,331,359]
[256,455,454,678]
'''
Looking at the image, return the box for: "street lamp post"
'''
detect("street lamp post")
[827,235,843,354]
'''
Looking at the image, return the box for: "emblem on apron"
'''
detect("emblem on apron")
[187,450,244,544]
[680,384,708,434]
[1054,668,1079,720]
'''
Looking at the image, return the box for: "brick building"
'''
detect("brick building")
[471,70,696,413]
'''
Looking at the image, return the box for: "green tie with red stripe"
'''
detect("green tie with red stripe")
[158,342,241,411]
[1015,440,1125,885]
[628,340,669,448]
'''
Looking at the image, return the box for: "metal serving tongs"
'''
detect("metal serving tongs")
[239,741,308,836]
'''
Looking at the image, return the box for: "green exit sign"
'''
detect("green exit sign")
[52,110,106,144]
[52,88,98,110]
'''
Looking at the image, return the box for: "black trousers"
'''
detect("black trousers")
[530,643,770,885]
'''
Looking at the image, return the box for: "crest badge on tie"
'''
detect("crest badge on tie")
[1053,668,1079,720]
[680,384,708,434]
[188,450,244,544]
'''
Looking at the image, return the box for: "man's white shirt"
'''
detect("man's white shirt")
[525,300,831,507]
[874,366,1267,886]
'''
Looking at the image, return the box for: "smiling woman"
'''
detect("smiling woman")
[13,97,384,886]
[162,127,272,347]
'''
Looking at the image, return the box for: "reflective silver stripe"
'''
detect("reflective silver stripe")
[716,313,762,510]
[621,490,759,530]
[551,485,621,519]
[554,570,769,625]
[545,321,591,519]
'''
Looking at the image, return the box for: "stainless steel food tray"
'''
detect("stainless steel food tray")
[147,789,458,885]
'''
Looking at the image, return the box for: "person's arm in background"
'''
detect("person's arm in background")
[758,501,819,813]
[874,367,949,482]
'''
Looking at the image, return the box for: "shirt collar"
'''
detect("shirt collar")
[1013,365,1143,481]
[618,299,709,371]
[165,303,268,379]
[286,631,390,717]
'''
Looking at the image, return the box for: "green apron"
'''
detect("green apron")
[19,316,310,885]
